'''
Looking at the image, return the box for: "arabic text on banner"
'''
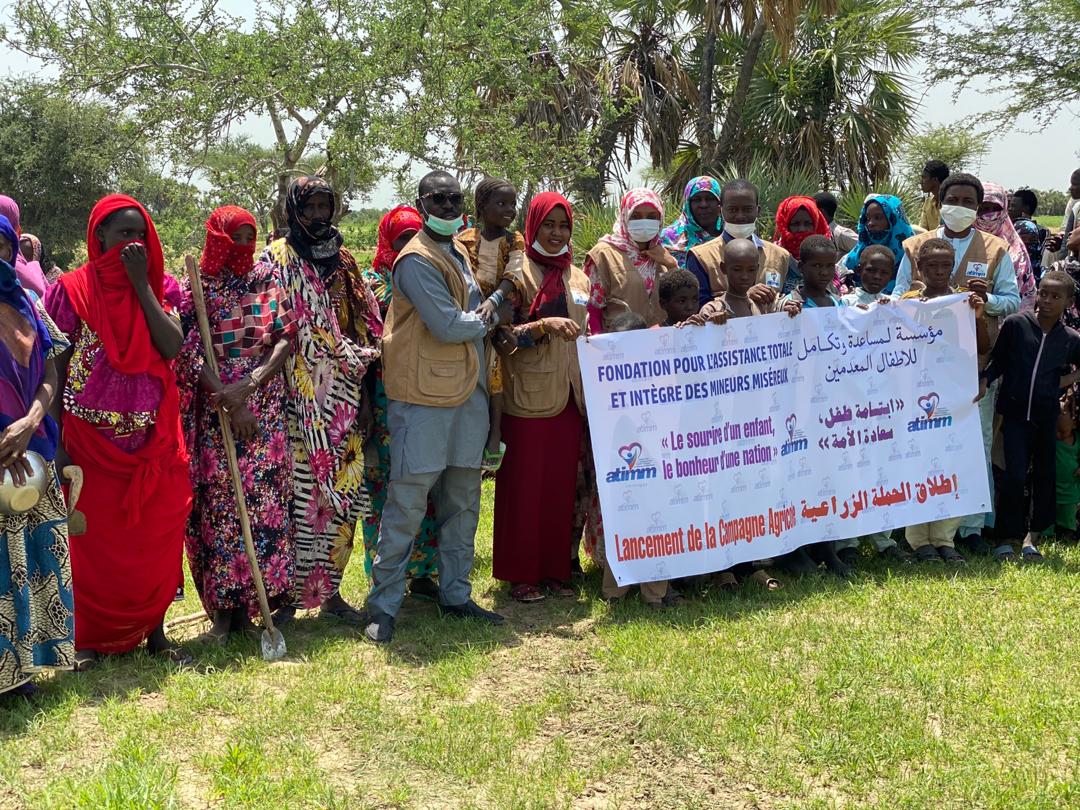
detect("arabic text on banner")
[577,295,991,586]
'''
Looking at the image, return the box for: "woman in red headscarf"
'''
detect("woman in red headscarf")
[43,194,192,668]
[773,195,831,260]
[176,206,296,642]
[492,192,586,602]
[358,206,441,598]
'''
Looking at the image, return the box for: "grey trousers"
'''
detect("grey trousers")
[366,466,482,618]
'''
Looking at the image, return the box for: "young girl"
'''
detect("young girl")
[457,178,526,470]
[44,195,193,669]
[839,195,914,293]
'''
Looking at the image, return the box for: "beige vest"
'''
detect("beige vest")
[383,231,480,407]
[585,241,666,331]
[689,237,792,298]
[502,258,589,418]
[902,229,1010,367]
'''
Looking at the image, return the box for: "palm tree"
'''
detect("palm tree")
[746,0,920,190]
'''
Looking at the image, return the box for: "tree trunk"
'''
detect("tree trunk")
[574,111,629,205]
[696,4,718,169]
[713,16,767,170]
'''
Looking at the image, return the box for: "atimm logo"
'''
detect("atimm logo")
[606,441,658,483]
[907,392,952,432]
[780,414,808,456]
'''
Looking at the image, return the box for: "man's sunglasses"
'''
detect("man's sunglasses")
[421,192,464,207]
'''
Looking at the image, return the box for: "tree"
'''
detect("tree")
[894,125,990,186]
[0,80,144,265]
[918,0,1080,127]
[666,0,919,196]
[5,0,417,224]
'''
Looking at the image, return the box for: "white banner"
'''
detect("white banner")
[577,295,991,586]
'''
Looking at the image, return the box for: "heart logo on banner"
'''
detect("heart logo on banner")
[618,443,643,470]
[917,393,940,419]
[785,414,797,440]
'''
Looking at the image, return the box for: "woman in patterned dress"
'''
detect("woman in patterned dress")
[262,177,381,626]
[0,213,73,698]
[359,206,439,598]
[177,206,296,642]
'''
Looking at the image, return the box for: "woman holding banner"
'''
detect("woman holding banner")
[492,193,585,603]
[579,189,679,606]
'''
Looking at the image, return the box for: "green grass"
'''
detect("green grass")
[1,483,1077,808]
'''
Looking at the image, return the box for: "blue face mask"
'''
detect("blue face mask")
[420,199,464,237]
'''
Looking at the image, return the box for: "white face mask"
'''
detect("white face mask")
[531,240,569,258]
[940,204,977,232]
[724,222,756,240]
[626,219,661,242]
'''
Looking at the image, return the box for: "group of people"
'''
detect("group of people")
[3,159,1080,697]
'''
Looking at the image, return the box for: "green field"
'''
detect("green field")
[1,483,1077,809]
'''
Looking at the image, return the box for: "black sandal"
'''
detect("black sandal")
[1021,546,1045,564]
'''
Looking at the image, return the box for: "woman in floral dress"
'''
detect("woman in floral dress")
[264,177,381,625]
[360,206,439,599]
[177,206,296,642]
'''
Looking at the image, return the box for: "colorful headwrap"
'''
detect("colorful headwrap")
[1014,218,1044,280]
[660,175,721,267]
[977,182,1036,305]
[285,176,343,277]
[373,205,423,272]
[842,194,915,272]
[773,195,831,259]
[200,205,258,277]
[599,188,666,294]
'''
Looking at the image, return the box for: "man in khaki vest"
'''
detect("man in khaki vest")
[894,172,1021,556]
[685,178,796,312]
[365,171,505,643]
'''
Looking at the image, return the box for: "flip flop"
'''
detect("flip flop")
[1021,546,1045,564]
[994,544,1017,562]
[510,583,545,603]
[540,579,576,598]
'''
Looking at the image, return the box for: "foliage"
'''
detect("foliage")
[746,0,919,190]
[834,178,922,228]
[894,125,990,184]
[665,0,919,196]
[918,0,1080,127]
[0,81,144,266]
[4,0,417,223]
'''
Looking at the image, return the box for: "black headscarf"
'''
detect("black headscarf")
[285,176,344,277]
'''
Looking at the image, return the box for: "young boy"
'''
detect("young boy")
[840,244,895,308]
[978,270,1080,562]
[918,159,949,230]
[658,269,701,326]
[1043,400,1080,542]
[783,235,843,309]
[836,244,908,566]
[459,177,526,471]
